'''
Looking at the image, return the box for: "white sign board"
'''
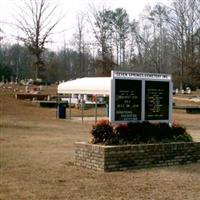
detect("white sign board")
[109,71,173,123]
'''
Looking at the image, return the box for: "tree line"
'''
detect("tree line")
[0,0,199,89]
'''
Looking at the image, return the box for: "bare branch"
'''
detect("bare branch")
[15,0,61,79]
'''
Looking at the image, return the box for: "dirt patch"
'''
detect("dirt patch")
[0,85,200,200]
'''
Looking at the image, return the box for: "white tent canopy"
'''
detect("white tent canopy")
[57,77,111,95]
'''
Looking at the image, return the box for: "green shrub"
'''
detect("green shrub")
[175,133,193,142]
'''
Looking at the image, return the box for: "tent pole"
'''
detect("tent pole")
[56,93,58,119]
[69,94,71,119]
[95,95,97,123]
[81,97,84,123]
[57,93,60,119]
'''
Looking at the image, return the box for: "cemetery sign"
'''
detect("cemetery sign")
[109,71,173,123]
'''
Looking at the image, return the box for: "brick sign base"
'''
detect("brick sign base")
[75,142,200,172]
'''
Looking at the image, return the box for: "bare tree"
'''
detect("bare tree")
[16,0,62,80]
[88,6,113,60]
[88,5,117,76]
[129,20,145,70]
[72,13,86,77]
[0,27,4,44]
[166,0,200,89]
[148,4,168,73]
[112,8,129,67]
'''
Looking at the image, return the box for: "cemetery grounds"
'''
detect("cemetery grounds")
[0,84,200,200]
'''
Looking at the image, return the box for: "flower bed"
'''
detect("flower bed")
[75,142,200,171]
[75,120,199,171]
[90,120,193,145]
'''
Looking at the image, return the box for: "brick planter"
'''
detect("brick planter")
[75,142,200,172]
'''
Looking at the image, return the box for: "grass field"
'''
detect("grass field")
[0,84,200,200]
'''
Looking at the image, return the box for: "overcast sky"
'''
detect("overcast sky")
[0,0,171,50]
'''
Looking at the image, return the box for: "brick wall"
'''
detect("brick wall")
[75,142,200,172]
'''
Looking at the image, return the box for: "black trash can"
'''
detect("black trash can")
[58,103,66,119]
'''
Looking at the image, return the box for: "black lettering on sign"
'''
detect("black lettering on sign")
[115,79,142,121]
[145,81,169,120]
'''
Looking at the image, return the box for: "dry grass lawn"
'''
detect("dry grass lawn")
[0,84,200,200]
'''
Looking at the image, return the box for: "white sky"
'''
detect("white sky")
[0,0,171,50]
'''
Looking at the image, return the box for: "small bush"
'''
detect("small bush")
[175,133,193,142]
[171,123,186,136]
[114,123,128,142]
[90,120,193,145]
[91,119,113,144]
